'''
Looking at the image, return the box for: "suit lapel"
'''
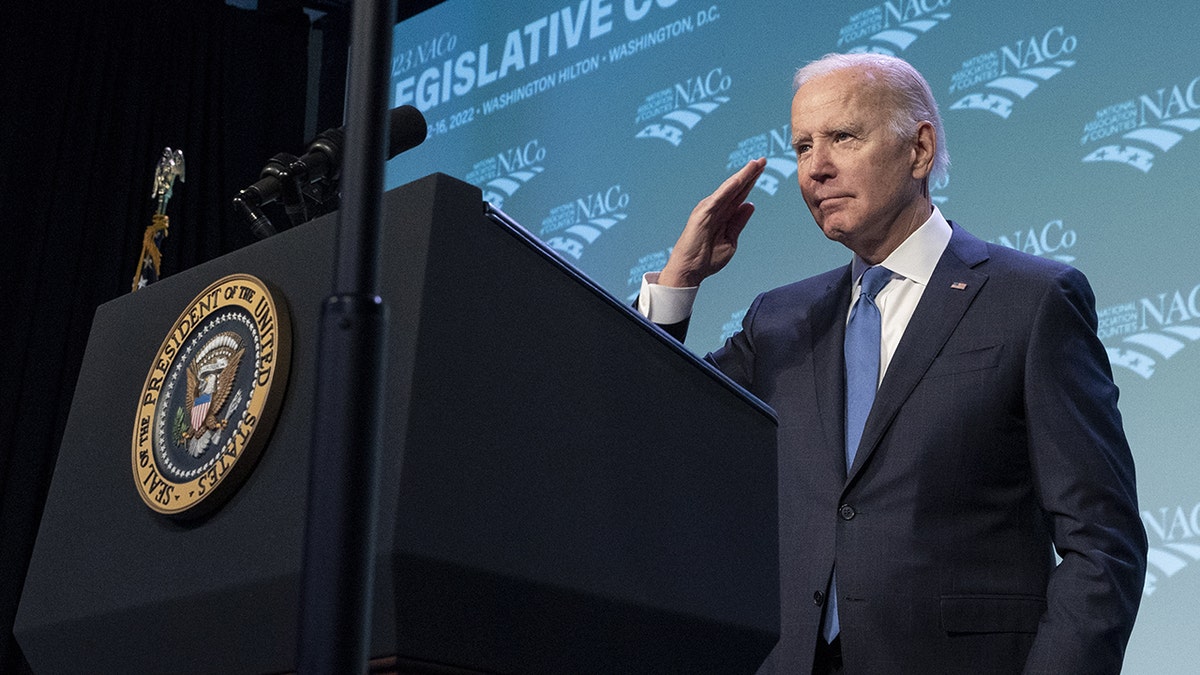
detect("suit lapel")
[809,267,853,475]
[847,224,990,483]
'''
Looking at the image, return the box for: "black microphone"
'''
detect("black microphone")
[235,105,428,238]
[380,104,428,162]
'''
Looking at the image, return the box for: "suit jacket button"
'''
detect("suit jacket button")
[813,590,825,606]
[839,504,856,520]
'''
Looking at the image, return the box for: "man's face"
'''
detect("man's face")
[790,67,932,262]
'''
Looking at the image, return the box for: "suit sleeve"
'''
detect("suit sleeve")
[656,316,691,343]
[1021,266,1147,673]
[706,292,767,390]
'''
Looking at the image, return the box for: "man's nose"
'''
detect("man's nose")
[805,144,835,181]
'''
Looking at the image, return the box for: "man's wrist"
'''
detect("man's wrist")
[657,265,703,289]
[639,272,699,324]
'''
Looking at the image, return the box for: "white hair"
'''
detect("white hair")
[793,53,950,186]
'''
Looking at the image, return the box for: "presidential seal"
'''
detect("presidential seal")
[132,274,291,517]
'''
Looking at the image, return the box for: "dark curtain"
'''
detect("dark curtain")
[0,1,310,670]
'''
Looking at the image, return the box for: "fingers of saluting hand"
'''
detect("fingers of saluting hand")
[696,156,768,233]
[661,158,765,287]
[728,156,767,208]
[699,157,766,220]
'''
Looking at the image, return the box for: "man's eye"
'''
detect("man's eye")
[834,131,852,142]
[795,144,811,155]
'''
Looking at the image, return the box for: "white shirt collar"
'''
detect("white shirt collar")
[851,205,952,287]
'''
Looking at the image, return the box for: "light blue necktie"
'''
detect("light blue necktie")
[824,264,892,644]
[844,265,892,470]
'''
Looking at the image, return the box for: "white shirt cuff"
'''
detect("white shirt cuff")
[637,271,699,324]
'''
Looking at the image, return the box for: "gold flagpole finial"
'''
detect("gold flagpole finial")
[133,148,185,291]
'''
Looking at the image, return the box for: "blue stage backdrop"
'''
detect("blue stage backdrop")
[387,2,1200,670]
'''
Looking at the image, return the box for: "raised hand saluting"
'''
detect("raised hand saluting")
[657,157,766,288]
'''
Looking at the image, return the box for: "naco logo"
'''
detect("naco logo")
[466,140,547,209]
[1142,501,1200,598]
[391,32,458,80]
[540,184,631,260]
[727,124,796,197]
[835,0,951,55]
[1080,76,1200,173]
[948,26,1078,119]
[635,68,732,147]
[987,219,1078,264]
[1100,283,1200,379]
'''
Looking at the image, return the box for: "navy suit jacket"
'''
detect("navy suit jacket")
[666,224,1146,673]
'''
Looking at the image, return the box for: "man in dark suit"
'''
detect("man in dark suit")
[638,53,1146,673]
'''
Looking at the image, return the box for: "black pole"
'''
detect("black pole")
[298,0,396,672]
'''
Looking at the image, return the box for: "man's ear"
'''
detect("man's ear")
[911,120,936,180]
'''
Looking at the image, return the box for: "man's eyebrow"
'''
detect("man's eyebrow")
[791,122,862,146]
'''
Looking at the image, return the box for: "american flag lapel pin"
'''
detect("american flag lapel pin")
[950,281,968,290]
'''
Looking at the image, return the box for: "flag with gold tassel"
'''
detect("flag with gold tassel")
[132,148,185,291]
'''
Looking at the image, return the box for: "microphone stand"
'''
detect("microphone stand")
[234,152,298,239]
[278,154,311,228]
[231,191,277,240]
[298,0,395,671]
